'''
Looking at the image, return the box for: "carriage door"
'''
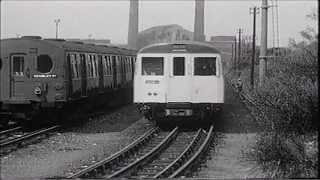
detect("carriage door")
[10,54,28,98]
[167,55,190,102]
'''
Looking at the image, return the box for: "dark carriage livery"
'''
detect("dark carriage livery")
[0,36,136,125]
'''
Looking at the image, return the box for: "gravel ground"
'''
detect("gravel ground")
[196,78,267,178]
[0,105,153,179]
[1,79,269,179]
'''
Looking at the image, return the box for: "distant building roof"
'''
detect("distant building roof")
[205,41,233,53]
[210,36,236,42]
[65,39,111,44]
[108,44,128,48]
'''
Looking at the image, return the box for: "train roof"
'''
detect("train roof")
[138,41,221,54]
[0,37,137,56]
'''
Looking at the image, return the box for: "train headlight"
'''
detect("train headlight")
[148,92,152,96]
[34,87,42,95]
[153,92,158,96]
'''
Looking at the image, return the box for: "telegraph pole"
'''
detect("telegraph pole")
[231,44,234,70]
[250,6,260,89]
[54,19,60,39]
[259,0,269,87]
[234,37,237,71]
[16,34,20,38]
[237,29,243,71]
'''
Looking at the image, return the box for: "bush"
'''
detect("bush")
[229,8,318,178]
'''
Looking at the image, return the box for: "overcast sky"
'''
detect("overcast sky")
[1,0,318,47]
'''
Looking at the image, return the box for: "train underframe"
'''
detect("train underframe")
[136,102,222,122]
[0,86,133,127]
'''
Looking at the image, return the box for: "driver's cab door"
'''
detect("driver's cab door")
[10,54,28,98]
[167,55,191,102]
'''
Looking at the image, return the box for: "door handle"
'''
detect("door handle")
[26,68,30,78]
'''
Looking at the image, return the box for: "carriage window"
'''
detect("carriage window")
[125,57,128,73]
[73,54,78,78]
[37,54,53,73]
[87,54,93,77]
[103,56,108,75]
[110,56,114,74]
[92,55,96,77]
[13,56,24,76]
[173,57,185,76]
[122,57,125,74]
[76,54,81,78]
[120,57,123,73]
[121,57,124,74]
[106,56,110,75]
[194,57,216,76]
[124,57,127,73]
[128,57,131,73]
[95,55,99,77]
[70,54,78,79]
[109,57,112,75]
[107,56,111,75]
[128,58,131,73]
[127,57,131,74]
[80,54,85,77]
[92,55,97,77]
[116,56,120,73]
[141,57,164,76]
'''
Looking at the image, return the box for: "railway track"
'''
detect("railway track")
[68,125,214,179]
[228,77,283,177]
[0,126,23,138]
[0,125,59,155]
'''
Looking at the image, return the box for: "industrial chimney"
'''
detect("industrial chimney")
[194,0,205,42]
[127,0,139,50]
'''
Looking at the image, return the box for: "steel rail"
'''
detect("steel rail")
[228,77,282,177]
[68,126,160,179]
[0,126,23,136]
[169,125,214,178]
[228,78,258,107]
[106,126,179,178]
[153,128,202,178]
[228,78,271,124]
[0,125,59,148]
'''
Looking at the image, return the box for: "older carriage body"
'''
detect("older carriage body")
[0,36,136,125]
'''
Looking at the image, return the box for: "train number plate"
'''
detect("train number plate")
[165,109,192,116]
[145,80,159,84]
[173,111,186,116]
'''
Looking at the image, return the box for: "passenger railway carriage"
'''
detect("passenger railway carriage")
[0,36,136,126]
[134,41,224,121]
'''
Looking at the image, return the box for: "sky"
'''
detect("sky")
[1,0,318,47]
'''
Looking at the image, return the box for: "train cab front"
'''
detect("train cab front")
[0,37,66,119]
